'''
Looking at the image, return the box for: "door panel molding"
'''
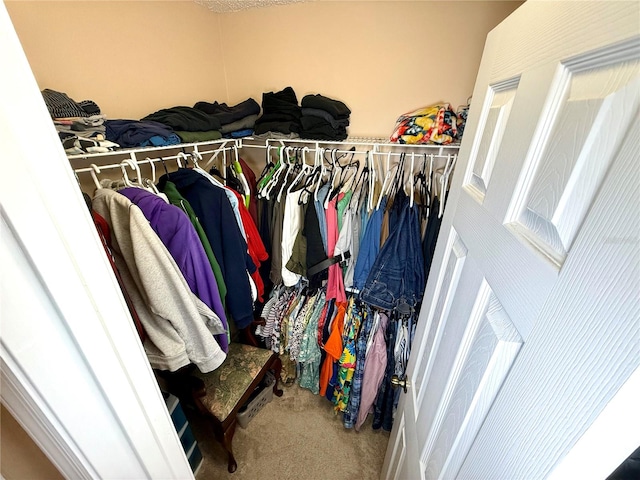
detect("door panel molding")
[506,44,640,266]
[414,228,467,413]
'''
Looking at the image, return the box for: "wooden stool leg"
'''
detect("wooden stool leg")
[223,420,238,473]
[271,356,284,397]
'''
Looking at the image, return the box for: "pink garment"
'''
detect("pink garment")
[326,194,346,302]
[355,312,389,431]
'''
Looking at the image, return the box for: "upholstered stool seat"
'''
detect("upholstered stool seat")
[156,343,282,473]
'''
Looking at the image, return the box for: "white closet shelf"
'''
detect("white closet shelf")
[68,136,460,163]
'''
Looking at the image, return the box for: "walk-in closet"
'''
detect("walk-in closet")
[2,1,639,480]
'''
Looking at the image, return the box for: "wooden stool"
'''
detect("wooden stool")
[160,343,283,473]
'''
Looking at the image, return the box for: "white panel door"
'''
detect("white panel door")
[381,2,640,479]
[0,3,194,478]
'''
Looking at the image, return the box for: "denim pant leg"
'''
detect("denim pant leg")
[372,312,398,431]
[396,205,427,314]
[359,205,411,311]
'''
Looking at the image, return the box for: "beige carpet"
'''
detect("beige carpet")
[192,383,390,479]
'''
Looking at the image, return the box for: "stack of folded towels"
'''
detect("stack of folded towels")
[300,94,350,141]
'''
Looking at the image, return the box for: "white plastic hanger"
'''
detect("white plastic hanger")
[89,164,102,191]
[375,151,393,210]
[176,152,189,168]
[277,146,297,202]
[120,161,134,187]
[313,147,327,202]
[367,150,376,212]
[286,146,311,196]
[262,146,288,200]
[439,154,457,218]
[142,157,161,194]
[409,152,415,208]
[323,149,340,209]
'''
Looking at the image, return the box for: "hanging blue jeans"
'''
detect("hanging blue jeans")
[359,203,425,313]
[352,197,387,291]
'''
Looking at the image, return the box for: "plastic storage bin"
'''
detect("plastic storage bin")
[236,371,275,429]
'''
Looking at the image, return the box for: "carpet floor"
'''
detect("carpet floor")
[191,383,390,480]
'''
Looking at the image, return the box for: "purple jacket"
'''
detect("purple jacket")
[119,188,228,352]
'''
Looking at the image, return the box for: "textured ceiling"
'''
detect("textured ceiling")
[195,0,313,13]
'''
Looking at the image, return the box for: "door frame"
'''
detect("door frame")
[0,3,193,478]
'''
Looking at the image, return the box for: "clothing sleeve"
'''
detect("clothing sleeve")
[93,191,226,373]
[187,186,256,329]
[148,201,229,351]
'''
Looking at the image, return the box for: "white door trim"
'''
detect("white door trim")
[0,3,193,478]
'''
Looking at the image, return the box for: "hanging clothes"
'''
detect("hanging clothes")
[119,187,229,352]
[325,195,347,303]
[372,311,400,432]
[228,187,268,302]
[92,188,226,373]
[343,303,373,429]
[158,169,256,329]
[355,311,388,431]
[281,189,304,287]
[352,197,386,291]
[359,202,425,314]
[161,180,227,306]
[332,296,363,412]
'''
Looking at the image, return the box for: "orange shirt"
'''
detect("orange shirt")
[319,301,347,396]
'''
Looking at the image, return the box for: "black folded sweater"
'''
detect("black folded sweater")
[142,106,221,132]
[301,94,351,120]
[193,98,261,125]
[254,86,302,135]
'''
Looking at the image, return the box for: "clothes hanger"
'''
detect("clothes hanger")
[191,150,227,190]
[159,157,170,179]
[323,149,340,208]
[348,152,370,211]
[313,147,328,203]
[230,145,251,200]
[385,152,408,212]
[175,152,187,168]
[298,147,323,205]
[287,146,311,196]
[415,154,429,220]
[262,146,288,200]
[408,152,415,208]
[375,151,393,210]
[367,150,376,212]
[257,144,278,193]
[439,153,457,217]
[277,146,300,202]
[89,163,102,191]
[333,147,358,196]
[142,157,161,194]
[120,160,136,187]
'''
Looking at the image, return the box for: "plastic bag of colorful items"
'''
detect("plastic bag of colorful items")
[389,103,459,145]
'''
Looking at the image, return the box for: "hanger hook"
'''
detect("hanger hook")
[144,157,156,184]
[192,151,202,169]
[89,163,102,190]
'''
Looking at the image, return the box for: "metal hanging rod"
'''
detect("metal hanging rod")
[73,155,182,175]
[239,136,460,151]
[67,137,460,168]
[67,138,240,161]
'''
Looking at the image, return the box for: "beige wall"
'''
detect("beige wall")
[1,404,64,480]
[219,1,521,137]
[6,0,228,120]
[6,0,522,137]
